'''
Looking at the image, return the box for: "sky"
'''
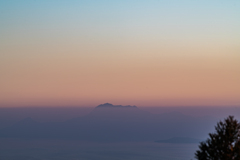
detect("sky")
[0,0,240,107]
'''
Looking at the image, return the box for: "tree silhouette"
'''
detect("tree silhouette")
[195,116,240,160]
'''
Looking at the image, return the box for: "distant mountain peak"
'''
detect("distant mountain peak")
[96,103,137,108]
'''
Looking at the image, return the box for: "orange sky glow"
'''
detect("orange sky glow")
[1,1,240,107]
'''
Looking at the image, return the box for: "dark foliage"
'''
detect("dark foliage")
[195,116,240,160]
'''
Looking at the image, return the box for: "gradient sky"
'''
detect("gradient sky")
[1,0,240,107]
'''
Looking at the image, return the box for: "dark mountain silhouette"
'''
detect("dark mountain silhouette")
[96,103,137,108]
[0,103,218,142]
[155,137,202,144]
